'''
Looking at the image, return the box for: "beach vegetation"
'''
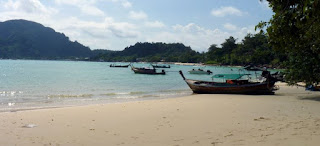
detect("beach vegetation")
[256,0,320,86]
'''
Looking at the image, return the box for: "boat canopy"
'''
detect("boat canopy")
[212,74,250,80]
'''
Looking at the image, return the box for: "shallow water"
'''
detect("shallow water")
[0,60,257,112]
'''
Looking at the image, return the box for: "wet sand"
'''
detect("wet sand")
[1,83,320,146]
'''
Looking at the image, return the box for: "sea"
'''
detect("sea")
[0,60,258,112]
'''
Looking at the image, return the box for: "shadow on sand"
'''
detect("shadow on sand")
[300,94,320,102]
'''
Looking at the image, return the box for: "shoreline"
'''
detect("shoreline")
[0,91,192,113]
[1,83,320,145]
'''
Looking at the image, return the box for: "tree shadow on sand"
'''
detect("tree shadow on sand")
[300,94,320,102]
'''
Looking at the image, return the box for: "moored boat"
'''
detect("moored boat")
[188,68,212,74]
[131,65,165,75]
[110,63,130,68]
[179,70,278,94]
[151,64,171,68]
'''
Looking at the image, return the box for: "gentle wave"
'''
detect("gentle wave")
[0,91,23,96]
[100,91,146,96]
[159,89,190,93]
[112,94,160,99]
[47,94,93,98]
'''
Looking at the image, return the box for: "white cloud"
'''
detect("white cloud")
[108,0,132,8]
[3,0,57,15]
[145,21,165,28]
[55,0,97,6]
[129,11,148,20]
[223,23,237,31]
[121,1,132,8]
[0,0,57,25]
[211,6,243,17]
[104,17,139,38]
[79,5,104,16]
[55,0,104,16]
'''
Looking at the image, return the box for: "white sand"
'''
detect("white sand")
[0,83,320,146]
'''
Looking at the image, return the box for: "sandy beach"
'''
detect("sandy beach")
[1,83,320,146]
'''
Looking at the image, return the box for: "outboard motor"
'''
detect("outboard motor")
[261,70,270,78]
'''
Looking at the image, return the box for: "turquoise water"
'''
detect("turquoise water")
[0,60,254,112]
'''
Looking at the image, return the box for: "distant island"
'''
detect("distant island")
[0,19,285,68]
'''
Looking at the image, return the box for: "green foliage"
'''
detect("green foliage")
[257,0,320,86]
[206,33,284,66]
[93,42,204,63]
[0,19,92,59]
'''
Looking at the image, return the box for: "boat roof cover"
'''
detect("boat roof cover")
[212,74,250,80]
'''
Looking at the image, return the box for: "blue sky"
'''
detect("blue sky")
[0,0,273,52]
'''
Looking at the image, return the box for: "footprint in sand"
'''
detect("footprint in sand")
[254,117,270,121]
[173,139,184,142]
[224,134,233,137]
[211,141,223,146]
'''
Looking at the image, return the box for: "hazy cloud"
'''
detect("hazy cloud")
[129,11,148,20]
[79,5,104,16]
[55,0,104,16]
[105,17,139,38]
[211,6,243,17]
[109,0,132,8]
[223,23,237,31]
[145,21,165,28]
[121,1,132,8]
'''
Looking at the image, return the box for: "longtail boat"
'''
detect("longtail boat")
[151,64,171,68]
[131,65,165,75]
[188,68,212,74]
[179,70,278,94]
[110,64,130,68]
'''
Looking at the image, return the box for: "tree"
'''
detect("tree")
[221,36,237,52]
[257,0,320,86]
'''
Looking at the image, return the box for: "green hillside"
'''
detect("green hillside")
[91,42,203,63]
[0,19,92,59]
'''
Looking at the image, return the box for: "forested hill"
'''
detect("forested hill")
[91,33,286,67]
[0,19,92,59]
[91,42,203,62]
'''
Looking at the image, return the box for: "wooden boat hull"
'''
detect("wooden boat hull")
[188,70,211,74]
[132,67,165,75]
[152,65,170,68]
[179,70,276,95]
[110,64,130,68]
[184,79,275,94]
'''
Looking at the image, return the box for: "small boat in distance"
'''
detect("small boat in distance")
[188,68,212,74]
[179,70,278,94]
[243,65,264,71]
[131,65,165,75]
[151,64,170,68]
[110,63,130,68]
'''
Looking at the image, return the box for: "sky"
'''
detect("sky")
[0,0,273,52]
